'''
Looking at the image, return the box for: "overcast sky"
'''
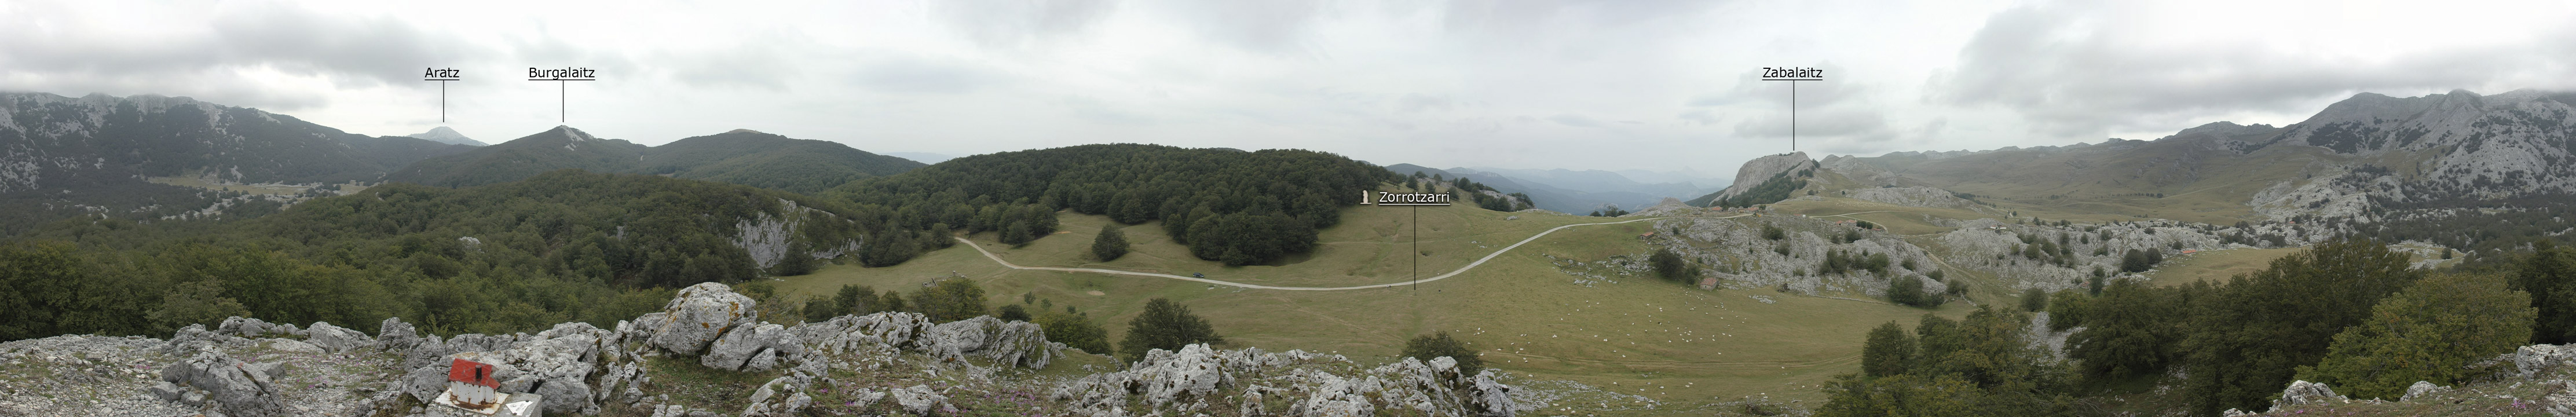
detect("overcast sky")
[5,1,2571,180]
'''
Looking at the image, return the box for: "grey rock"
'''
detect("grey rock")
[2402,381,2449,402]
[2520,345,2576,378]
[378,317,421,349]
[217,317,287,338]
[2267,380,2347,413]
[147,381,183,401]
[744,348,780,372]
[1713,152,1815,202]
[923,316,1058,369]
[702,323,785,371]
[160,347,290,416]
[266,339,323,354]
[1468,370,1516,417]
[891,385,948,415]
[306,321,375,353]
[644,283,759,356]
[536,376,594,414]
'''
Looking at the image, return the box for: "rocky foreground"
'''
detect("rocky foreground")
[0,282,1517,416]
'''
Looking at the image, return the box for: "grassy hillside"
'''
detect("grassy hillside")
[774,203,1972,411]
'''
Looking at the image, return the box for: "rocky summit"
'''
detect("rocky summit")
[0,282,1520,417]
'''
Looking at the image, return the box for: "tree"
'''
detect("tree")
[2019,287,2048,312]
[1403,331,1485,377]
[1118,298,1224,363]
[147,279,250,332]
[2068,280,2200,382]
[1649,248,1696,284]
[2513,242,2576,343]
[1815,374,1983,417]
[2297,272,2534,400]
[910,279,989,323]
[2120,249,2151,273]
[878,290,909,313]
[997,304,1032,322]
[834,285,874,316]
[2182,237,2422,415]
[1863,321,1916,377]
[1091,224,1130,261]
[1889,276,1938,308]
[1034,311,1111,354]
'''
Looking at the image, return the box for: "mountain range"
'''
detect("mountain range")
[1378,164,1719,213]
[384,127,923,194]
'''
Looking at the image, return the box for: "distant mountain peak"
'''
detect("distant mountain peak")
[405,126,486,146]
[554,125,598,142]
[725,129,764,134]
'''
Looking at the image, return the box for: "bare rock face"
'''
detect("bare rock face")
[923,316,1060,369]
[376,317,420,348]
[2401,381,2449,402]
[160,346,291,416]
[1846,186,1975,209]
[305,321,375,353]
[796,312,937,354]
[1049,343,1513,416]
[703,323,799,371]
[643,282,760,356]
[2267,380,2348,413]
[1714,152,1816,201]
[2520,345,2576,378]
[891,385,950,415]
[217,317,301,338]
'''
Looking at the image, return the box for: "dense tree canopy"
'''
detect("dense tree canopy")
[828,144,1395,266]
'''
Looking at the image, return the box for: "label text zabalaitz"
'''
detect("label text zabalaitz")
[1363,191,1452,206]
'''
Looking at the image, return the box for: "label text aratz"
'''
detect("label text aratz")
[1362,191,1452,206]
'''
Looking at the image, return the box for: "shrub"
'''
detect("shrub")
[1034,312,1112,354]
[1091,224,1130,261]
[1118,298,1224,363]
[1402,331,1484,378]
[2297,272,2533,400]
[997,303,1031,322]
[2021,287,2048,312]
[909,279,988,323]
[1862,321,1916,376]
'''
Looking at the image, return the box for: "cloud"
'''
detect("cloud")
[1156,0,1324,55]
[932,0,1120,47]
[1393,93,1454,113]
[850,53,1007,95]
[0,1,480,109]
[1549,114,1605,128]
[1931,2,2576,137]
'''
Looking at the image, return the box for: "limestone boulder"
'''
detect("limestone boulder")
[891,385,949,415]
[644,283,760,356]
[305,321,375,353]
[703,323,795,371]
[2267,380,2347,413]
[160,346,290,416]
[2401,381,2449,402]
[923,316,1059,369]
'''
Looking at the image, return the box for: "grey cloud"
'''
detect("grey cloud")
[1677,108,1721,126]
[1732,107,1893,142]
[1933,3,2574,137]
[851,54,1006,95]
[933,0,1120,47]
[0,2,479,109]
[1550,114,1605,128]
[1157,0,1324,54]
[1394,93,1454,113]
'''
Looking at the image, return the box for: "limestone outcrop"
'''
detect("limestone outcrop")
[640,282,760,356]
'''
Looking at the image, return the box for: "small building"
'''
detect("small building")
[447,359,501,407]
[1697,277,1719,290]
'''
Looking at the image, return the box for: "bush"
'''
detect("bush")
[834,284,874,316]
[911,279,988,323]
[1034,311,1112,354]
[1889,276,1940,308]
[1862,321,1915,376]
[1091,224,1130,261]
[2297,272,2533,400]
[1763,224,1787,240]
[1650,248,1697,284]
[997,304,1031,322]
[1118,298,1224,363]
[2020,287,2048,312]
[2046,290,2091,331]
[1402,331,1484,378]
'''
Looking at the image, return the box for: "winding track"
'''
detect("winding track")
[956,214,1746,291]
